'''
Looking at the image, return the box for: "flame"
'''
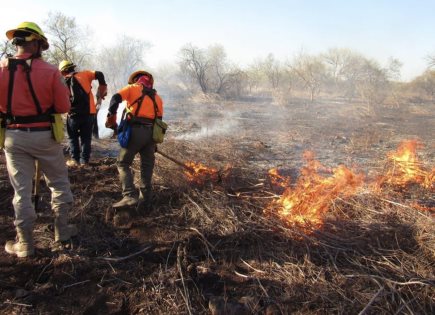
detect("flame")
[184,161,219,184]
[268,168,291,189]
[267,152,364,232]
[376,140,434,190]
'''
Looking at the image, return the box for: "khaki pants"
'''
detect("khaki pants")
[117,125,155,197]
[4,129,73,230]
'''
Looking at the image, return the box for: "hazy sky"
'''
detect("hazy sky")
[1,0,433,81]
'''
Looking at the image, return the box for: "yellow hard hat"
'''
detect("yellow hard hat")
[59,60,76,72]
[128,70,154,85]
[6,22,49,51]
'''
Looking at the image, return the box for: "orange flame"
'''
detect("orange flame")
[268,168,291,189]
[376,140,434,190]
[267,152,364,232]
[184,161,219,184]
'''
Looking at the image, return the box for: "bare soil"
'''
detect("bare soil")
[0,98,433,314]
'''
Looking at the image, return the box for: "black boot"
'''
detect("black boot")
[137,186,153,215]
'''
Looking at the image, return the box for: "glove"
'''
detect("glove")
[97,85,108,100]
[105,113,117,129]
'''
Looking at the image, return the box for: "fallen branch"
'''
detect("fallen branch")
[97,244,155,262]
[3,300,32,307]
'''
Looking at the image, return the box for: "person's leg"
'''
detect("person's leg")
[138,127,155,211]
[34,132,75,247]
[79,115,94,164]
[66,115,81,164]
[113,126,146,207]
[3,130,40,257]
[92,114,99,139]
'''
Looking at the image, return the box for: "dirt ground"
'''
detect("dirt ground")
[0,97,433,314]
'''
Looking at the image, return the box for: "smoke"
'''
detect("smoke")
[174,111,239,140]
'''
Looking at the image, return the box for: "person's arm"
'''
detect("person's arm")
[105,93,122,129]
[95,71,107,101]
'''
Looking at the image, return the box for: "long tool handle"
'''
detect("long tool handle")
[156,149,194,172]
[33,160,41,211]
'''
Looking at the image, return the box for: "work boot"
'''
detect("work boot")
[113,195,138,208]
[66,159,80,167]
[5,228,34,258]
[52,224,77,252]
[137,188,153,214]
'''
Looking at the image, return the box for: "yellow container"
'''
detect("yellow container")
[0,117,5,149]
[51,114,64,143]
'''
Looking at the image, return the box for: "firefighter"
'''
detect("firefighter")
[59,60,107,167]
[105,71,163,211]
[0,22,76,257]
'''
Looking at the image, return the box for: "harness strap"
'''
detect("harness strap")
[5,58,52,124]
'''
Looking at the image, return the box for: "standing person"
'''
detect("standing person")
[59,60,107,167]
[0,22,76,257]
[105,71,163,212]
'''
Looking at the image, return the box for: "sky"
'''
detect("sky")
[0,0,434,81]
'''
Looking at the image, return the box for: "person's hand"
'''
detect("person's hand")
[105,113,117,129]
[97,85,108,100]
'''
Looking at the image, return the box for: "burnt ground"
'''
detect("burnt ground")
[0,97,434,314]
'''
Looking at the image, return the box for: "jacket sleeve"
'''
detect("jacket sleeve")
[108,93,122,115]
[95,71,106,85]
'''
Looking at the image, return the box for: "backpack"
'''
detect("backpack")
[66,74,90,115]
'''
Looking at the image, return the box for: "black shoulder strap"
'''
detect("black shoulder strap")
[7,58,43,115]
[148,89,160,121]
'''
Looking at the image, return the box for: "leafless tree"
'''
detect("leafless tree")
[426,53,435,69]
[410,70,435,101]
[259,53,283,89]
[96,35,151,91]
[43,11,92,67]
[0,40,14,59]
[178,43,241,97]
[354,59,389,112]
[290,52,327,102]
[179,43,210,93]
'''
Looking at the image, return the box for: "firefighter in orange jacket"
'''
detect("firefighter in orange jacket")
[0,22,76,257]
[105,71,163,211]
[59,60,107,167]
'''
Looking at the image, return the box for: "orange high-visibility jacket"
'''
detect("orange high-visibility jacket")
[118,83,163,119]
[68,70,99,114]
[0,53,70,128]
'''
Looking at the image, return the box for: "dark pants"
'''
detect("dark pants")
[66,114,94,163]
[117,124,155,198]
[92,115,99,139]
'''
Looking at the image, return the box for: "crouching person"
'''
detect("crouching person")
[105,71,163,212]
[0,22,77,257]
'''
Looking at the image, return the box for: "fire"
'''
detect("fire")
[376,140,434,190]
[267,152,364,232]
[184,161,219,184]
[268,168,291,189]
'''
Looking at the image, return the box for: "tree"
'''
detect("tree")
[354,59,389,112]
[290,52,327,102]
[410,70,435,101]
[43,11,91,67]
[0,40,14,59]
[179,43,210,93]
[178,43,240,96]
[426,53,435,69]
[96,35,151,91]
[259,53,283,89]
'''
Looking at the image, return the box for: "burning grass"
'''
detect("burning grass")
[0,136,433,314]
